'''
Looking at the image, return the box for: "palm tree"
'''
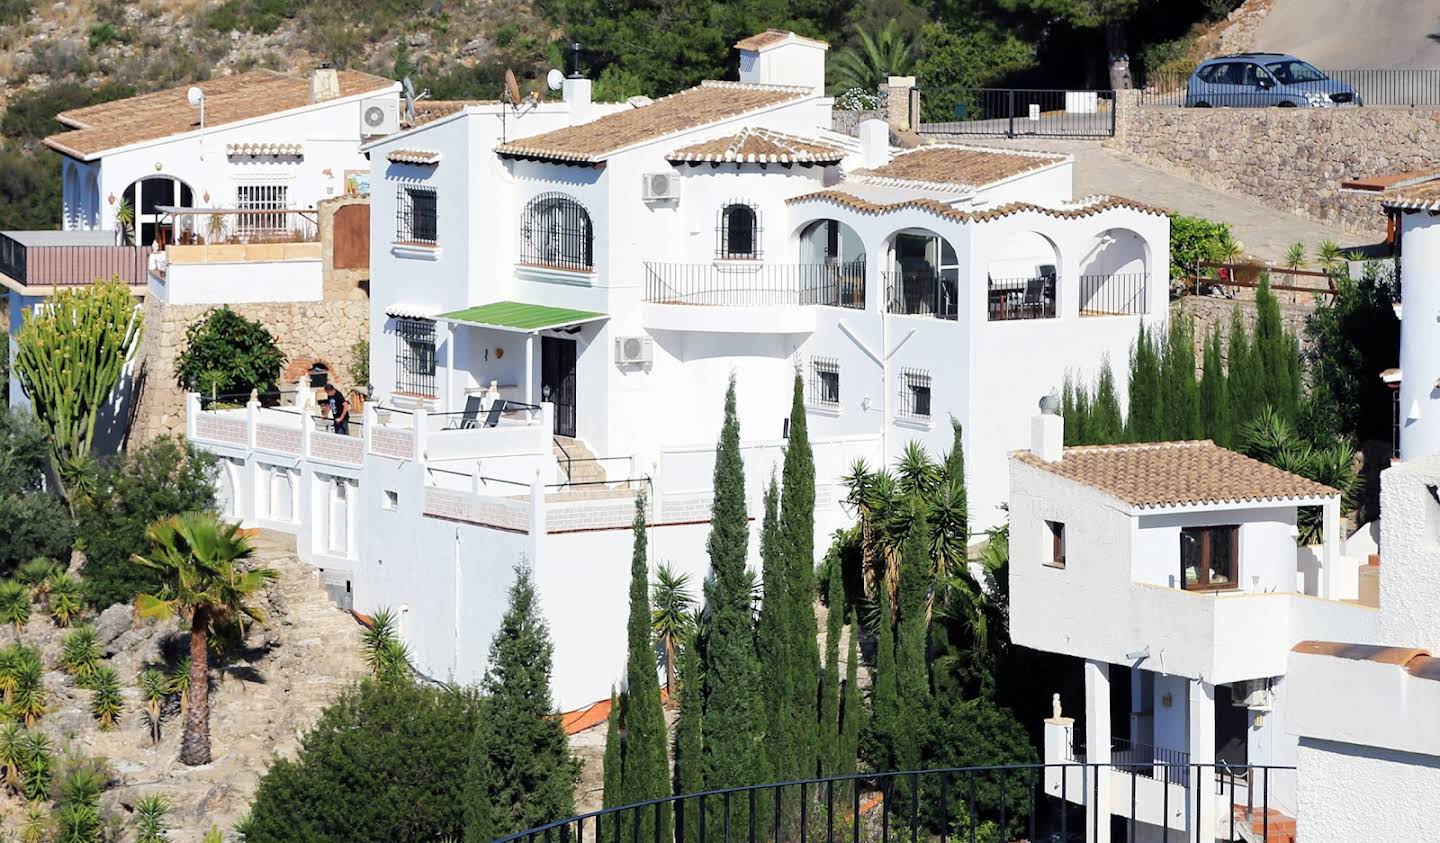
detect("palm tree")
[115,196,135,245]
[650,563,695,701]
[1239,407,1358,543]
[133,512,279,766]
[1317,240,1344,274]
[360,607,410,681]
[830,22,914,93]
[1284,242,1306,274]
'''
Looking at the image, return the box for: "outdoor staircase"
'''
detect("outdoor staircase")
[553,435,608,488]
[1232,806,1297,843]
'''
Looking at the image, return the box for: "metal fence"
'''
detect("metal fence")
[885,270,956,319]
[1079,272,1148,316]
[1141,68,1440,108]
[919,89,1117,138]
[988,276,1057,321]
[492,763,1297,843]
[645,262,865,309]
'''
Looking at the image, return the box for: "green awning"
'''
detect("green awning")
[436,301,607,333]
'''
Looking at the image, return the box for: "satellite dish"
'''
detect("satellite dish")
[504,69,522,106]
[546,68,565,91]
[187,86,205,107]
[402,76,417,121]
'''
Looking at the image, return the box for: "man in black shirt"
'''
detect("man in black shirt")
[322,383,349,435]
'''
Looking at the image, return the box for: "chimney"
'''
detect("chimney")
[563,75,592,126]
[735,30,828,94]
[1031,394,1063,462]
[858,119,890,168]
[311,64,340,103]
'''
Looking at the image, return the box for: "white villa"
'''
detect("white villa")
[184,31,1170,708]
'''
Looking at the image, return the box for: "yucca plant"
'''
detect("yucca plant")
[650,563,695,700]
[19,730,53,802]
[58,764,105,809]
[360,607,409,680]
[0,581,32,633]
[19,804,47,843]
[60,626,103,684]
[138,668,169,745]
[1317,239,1344,273]
[167,657,192,719]
[89,667,122,731]
[134,793,172,843]
[47,574,84,627]
[55,803,101,843]
[0,721,23,791]
[12,653,46,728]
[0,644,25,706]
[16,558,59,589]
[202,825,224,843]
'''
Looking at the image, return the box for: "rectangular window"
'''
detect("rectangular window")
[394,318,437,397]
[384,490,399,511]
[397,185,438,245]
[809,357,840,407]
[236,183,289,238]
[1180,525,1239,591]
[899,368,932,420]
[1046,521,1066,568]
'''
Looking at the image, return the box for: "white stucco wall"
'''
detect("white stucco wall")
[1296,738,1440,842]
[1398,212,1440,462]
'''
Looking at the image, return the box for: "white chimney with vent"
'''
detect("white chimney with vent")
[311,65,340,102]
[858,119,890,169]
[564,76,593,126]
[735,30,828,94]
[1031,390,1064,462]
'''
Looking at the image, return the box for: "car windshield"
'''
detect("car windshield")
[1265,60,1328,84]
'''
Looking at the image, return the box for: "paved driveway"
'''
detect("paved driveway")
[1252,0,1440,69]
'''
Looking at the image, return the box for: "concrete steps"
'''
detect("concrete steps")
[553,435,609,488]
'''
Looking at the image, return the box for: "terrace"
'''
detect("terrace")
[147,207,323,304]
[0,230,150,294]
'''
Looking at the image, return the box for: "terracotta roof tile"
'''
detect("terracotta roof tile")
[495,81,810,164]
[667,128,844,164]
[386,148,441,165]
[45,70,396,159]
[404,100,494,128]
[854,146,1068,191]
[1013,440,1337,509]
[734,30,829,50]
[1378,177,1440,211]
[787,190,1168,223]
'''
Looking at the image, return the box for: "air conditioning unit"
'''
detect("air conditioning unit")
[360,97,400,136]
[642,172,679,201]
[1232,680,1275,712]
[615,336,654,365]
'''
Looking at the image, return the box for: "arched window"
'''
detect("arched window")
[520,193,593,271]
[122,176,195,246]
[718,202,761,259]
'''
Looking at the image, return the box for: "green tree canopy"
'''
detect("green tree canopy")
[174,306,286,397]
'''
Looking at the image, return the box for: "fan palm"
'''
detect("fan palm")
[830,22,914,93]
[650,562,695,700]
[133,512,278,766]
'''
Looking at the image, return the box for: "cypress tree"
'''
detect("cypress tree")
[701,377,765,830]
[893,507,932,772]
[1061,377,1079,445]
[1200,325,1231,447]
[1126,325,1163,442]
[1072,379,1093,444]
[943,417,968,542]
[463,565,579,842]
[602,688,623,809]
[1161,315,1203,440]
[839,623,861,776]
[820,559,844,776]
[1091,358,1124,444]
[1228,309,1260,431]
[779,372,820,779]
[674,629,703,843]
[621,495,669,840]
[868,587,898,771]
[755,476,797,782]
[1253,275,1295,420]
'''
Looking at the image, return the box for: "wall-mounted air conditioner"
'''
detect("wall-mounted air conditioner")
[615,336,653,365]
[642,172,679,201]
[361,97,400,136]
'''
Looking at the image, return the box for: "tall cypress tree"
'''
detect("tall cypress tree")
[1091,358,1124,444]
[602,688,623,809]
[1200,325,1231,447]
[463,565,579,842]
[1061,377,1080,445]
[674,628,703,843]
[621,495,669,840]
[1228,309,1260,432]
[779,372,820,779]
[1126,325,1163,442]
[756,476,797,782]
[1072,380,1093,444]
[868,586,898,772]
[893,507,932,772]
[701,377,765,830]
[943,417,968,541]
[1253,275,1296,420]
[819,559,844,776]
[1161,315,1203,440]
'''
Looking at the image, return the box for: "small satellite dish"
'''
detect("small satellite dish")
[546,68,565,91]
[187,86,205,107]
[504,69,522,106]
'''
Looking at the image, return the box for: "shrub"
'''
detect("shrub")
[1168,212,1232,279]
[88,667,123,730]
[349,338,369,389]
[87,22,120,49]
[75,436,217,609]
[47,574,83,626]
[246,679,483,840]
[60,627,102,683]
[0,145,62,232]
[0,0,31,27]
[0,411,73,574]
[174,306,286,398]
[16,558,59,587]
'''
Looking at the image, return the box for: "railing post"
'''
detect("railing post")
[301,406,314,460]
[245,395,260,452]
[186,392,201,440]
[1007,89,1016,138]
[363,402,377,456]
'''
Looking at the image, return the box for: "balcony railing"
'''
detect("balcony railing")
[1111,737,1191,787]
[989,275,1057,321]
[644,261,865,308]
[0,232,150,287]
[1079,272,1149,317]
[885,269,958,318]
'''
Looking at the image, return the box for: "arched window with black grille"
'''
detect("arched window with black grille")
[718,202,761,260]
[520,193,593,271]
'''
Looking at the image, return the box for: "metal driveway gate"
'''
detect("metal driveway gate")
[919,88,1117,138]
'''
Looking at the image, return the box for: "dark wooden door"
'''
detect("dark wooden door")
[541,336,577,437]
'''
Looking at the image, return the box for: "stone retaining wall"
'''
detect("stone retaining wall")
[1112,89,1438,237]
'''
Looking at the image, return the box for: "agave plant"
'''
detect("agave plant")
[0,581,32,633]
[46,574,84,627]
[134,793,172,843]
[60,626,103,684]
[19,730,53,802]
[138,668,169,744]
[89,667,123,731]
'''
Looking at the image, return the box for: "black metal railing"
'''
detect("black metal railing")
[394,317,438,398]
[1141,68,1440,108]
[988,276,1057,321]
[919,88,1117,138]
[1110,737,1192,787]
[492,763,1296,843]
[884,270,956,318]
[645,262,865,309]
[1078,272,1148,316]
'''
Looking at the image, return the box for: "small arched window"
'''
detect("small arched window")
[520,193,593,271]
[718,202,761,260]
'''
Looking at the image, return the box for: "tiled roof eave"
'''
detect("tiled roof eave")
[788,190,1168,223]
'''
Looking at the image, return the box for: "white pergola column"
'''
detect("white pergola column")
[1085,659,1112,843]
[1188,679,1217,840]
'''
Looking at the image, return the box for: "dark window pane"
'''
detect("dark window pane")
[1209,526,1237,586]
[912,384,931,417]
[1180,528,1203,588]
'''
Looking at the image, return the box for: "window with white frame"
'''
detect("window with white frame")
[809,357,840,407]
[236,183,289,237]
[397,185,438,244]
[899,367,932,419]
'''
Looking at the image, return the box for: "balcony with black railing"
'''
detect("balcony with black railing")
[0,230,150,289]
[885,269,958,319]
[643,262,866,309]
[1079,272,1148,317]
[988,275,1057,321]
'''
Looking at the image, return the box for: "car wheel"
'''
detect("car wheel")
[1277,101,1297,108]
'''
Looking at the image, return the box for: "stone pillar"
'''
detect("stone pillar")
[1044,693,1077,801]
[1188,679,1217,840]
[1085,659,1113,843]
[881,76,916,131]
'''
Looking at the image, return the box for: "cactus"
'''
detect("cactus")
[12,278,143,503]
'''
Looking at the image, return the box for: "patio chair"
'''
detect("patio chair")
[446,395,485,430]
[481,399,508,429]
[1022,277,1049,317]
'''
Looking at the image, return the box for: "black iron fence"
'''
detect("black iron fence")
[1079,272,1148,316]
[988,276,1057,321]
[1141,68,1440,108]
[885,270,956,319]
[492,763,1296,843]
[644,262,865,309]
[919,89,1117,138]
